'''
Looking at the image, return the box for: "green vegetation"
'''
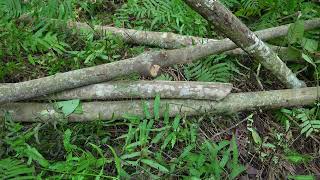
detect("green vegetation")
[1,0,320,179]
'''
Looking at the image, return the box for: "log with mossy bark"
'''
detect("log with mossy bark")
[1,18,315,103]
[1,87,319,122]
[35,81,232,101]
[185,0,305,88]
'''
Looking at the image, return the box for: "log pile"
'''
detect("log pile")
[1,1,320,122]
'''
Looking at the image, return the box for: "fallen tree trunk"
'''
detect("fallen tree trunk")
[1,19,315,103]
[35,81,232,101]
[185,0,305,88]
[1,87,319,122]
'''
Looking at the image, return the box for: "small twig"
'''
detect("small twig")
[212,118,247,139]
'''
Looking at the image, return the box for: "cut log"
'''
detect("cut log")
[70,19,320,49]
[1,87,319,122]
[35,81,232,101]
[184,0,305,88]
[19,15,320,49]
[2,18,316,103]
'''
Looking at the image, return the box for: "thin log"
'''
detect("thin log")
[1,19,317,103]
[35,81,232,101]
[69,19,320,49]
[185,0,305,88]
[1,87,319,122]
[18,15,320,49]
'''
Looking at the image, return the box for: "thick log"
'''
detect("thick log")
[0,87,318,122]
[36,81,232,101]
[184,0,305,88]
[1,18,317,103]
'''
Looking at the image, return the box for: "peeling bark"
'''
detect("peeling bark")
[1,87,319,122]
[34,81,232,101]
[184,0,306,88]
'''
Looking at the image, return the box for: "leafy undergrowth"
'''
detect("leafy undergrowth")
[1,96,247,179]
[1,0,320,179]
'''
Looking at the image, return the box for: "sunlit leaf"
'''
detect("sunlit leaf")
[288,20,304,44]
[55,99,81,116]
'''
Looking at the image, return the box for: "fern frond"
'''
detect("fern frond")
[114,0,209,36]
[0,0,23,19]
[155,74,173,81]
[184,55,237,83]
[293,108,320,137]
[0,158,35,179]
[235,0,261,17]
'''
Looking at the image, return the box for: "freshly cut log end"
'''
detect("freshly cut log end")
[149,65,161,77]
[35,81,233,101]
[1,87,319,122]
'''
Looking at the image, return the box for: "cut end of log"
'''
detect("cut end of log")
[149,64,161,77]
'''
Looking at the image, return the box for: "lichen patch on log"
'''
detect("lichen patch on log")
[2,87,319,122]
[34,81,233,101]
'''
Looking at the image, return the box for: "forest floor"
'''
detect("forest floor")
[1,0,320,179]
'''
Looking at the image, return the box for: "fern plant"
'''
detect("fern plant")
[184,54,238,83]
[279,106,320,137]
[294,108,320,137]
[0,158,36,179]
[114,0,209,36]
[233,0,320,30]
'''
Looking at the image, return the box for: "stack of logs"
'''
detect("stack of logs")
[1,0,320,122]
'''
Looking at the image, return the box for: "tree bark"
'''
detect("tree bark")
[0,53,160,103]
[1,87,319,122]
[35,81,232,101]
[1,18,315,103]
[184,0,305,88]
[19,15,320,49]
[70,19,320,49]
[225,45,302,62]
